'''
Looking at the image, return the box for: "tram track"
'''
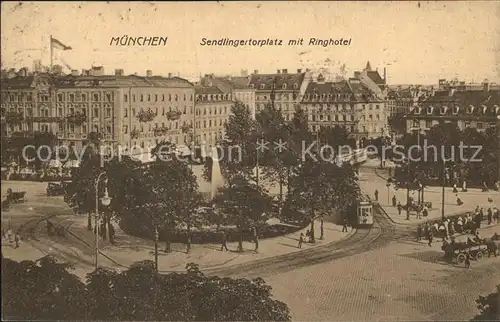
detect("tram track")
[205,206,397,278]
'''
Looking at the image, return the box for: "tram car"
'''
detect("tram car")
[356,197,373,228]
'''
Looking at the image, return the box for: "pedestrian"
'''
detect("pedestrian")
[342,218,348,232]
[392,195,397,207]
[464,251,471,269]
[422,205,428,217]
[417,224,422,241]
[423,222,429,239]
[109,223,116,245]
[453,184,458,193]
[480,208,484,221]
[1,228,5,240]
[438,223,446,241]
[220,230,228,251]
[252,226,258,252]
[428,230,433,247]
[14,234,20,249]
[298,233,304,248]
[482,182,489,192]
[397,202,402,216]
[374,189,379,201]
[487,208,492,225]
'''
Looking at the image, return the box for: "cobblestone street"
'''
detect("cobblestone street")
[264,236,500,321]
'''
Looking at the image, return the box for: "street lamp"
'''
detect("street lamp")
[95,172,111,270]
[154,227,159,272]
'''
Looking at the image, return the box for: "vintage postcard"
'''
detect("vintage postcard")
[1,1,499,321]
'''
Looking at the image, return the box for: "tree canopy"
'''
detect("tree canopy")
[2,256,291,321]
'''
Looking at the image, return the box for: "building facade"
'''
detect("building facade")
[194,86,233,146]
[0,69,195,160]
[300,73,388,143]
[200,74,255,119]
[249,69,307,121]
[405,87,500,133]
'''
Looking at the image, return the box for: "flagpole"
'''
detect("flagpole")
[49,35,53,68]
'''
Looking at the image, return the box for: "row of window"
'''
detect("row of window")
[194,106,229,116]
[124,106,190,118]
[195,94,232,101]
[310,114,354,122]
[6,107,112,119]
[257,93,298,101]
[57,92,113,102]
[412,120,495,129]
[250,83,299,90]
[124,93,193,103]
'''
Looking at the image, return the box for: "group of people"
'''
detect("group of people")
[416,206,499,246]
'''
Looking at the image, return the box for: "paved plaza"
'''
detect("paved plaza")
[360,166,500,225]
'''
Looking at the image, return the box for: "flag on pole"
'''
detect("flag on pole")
[51,37,72,50]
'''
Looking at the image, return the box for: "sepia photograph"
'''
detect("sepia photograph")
[1,1,499,321]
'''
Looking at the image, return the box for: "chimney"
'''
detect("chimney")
[71,70,79,76]
[297,69,302,73]
[282,69,288,74]
[254,70,259,74]
[168,73,172,78]
[277,69,281,74]
[18,68,28,77]
[115,69,124,76]
[146,70,153,77]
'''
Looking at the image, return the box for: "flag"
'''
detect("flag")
[51,37,72,50]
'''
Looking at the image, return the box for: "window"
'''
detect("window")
[124,109,128,117]
[69,124,75,133]
[155,94,158,102]
[375,105,380,110]
[260,84,265,89]
[58,93,64,101]
[132,94,136,102]
[93,93,99,101]
[106,108,111,117]
[140,94,144,102]
[169,94,172,101]
[124,94,128,102]
[148,94,151,102]
[59,108,63,116]
[107,126,112,133]
[413,120,419,128]
[425,120,432,128]
[184,94,186,101]
[175,94,178,101]
[41,124,49,132]
[132,108,136,116]
[93,108,99,117]
[123,125,128,134]
[106,93,112,102]
[162,94,165,101]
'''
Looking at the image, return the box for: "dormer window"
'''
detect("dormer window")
[293,83,298,89]
[495,106,500,115]
[426,106,433,115]
[414,107,421,114]
[482,105,488,115]
[250,84,255,89]
[282,84,287,89]
[467,105,474,114]
[453,106,459,115]
[260,84,265,89]
[440,106,447,115]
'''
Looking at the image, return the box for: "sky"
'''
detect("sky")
[1,1,499,85]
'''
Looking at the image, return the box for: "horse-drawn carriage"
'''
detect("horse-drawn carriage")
[5,188,27,204]
[46,182,69,196]
[442,234,499,264]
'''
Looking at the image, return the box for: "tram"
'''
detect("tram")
[356,197,374,228]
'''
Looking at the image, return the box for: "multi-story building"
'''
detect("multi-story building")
[194,85,233,146]
[301,73,387,143]
[405,85,500,133]
[249,69,307,121]
[387,86,428,117]
[0,68,195,161]
[199,74,255,119]
[438,79,500,92]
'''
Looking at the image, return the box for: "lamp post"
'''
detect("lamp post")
[441,160,446,221]
[154,226,159,272]
[95,172,111,270]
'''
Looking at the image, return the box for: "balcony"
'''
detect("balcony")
[5,111,24,125]
[136,108,156,123]
[26,116,64,123]
[166,110,181,121]
[66,112,87,125]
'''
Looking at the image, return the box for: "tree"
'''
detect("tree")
[472,285,499,321]
[388,114,407,134]
[203,101,259,186]
[285,158,360,242]
[2,256,89,320]
[2,256,291,321]
[213,177,274,252]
